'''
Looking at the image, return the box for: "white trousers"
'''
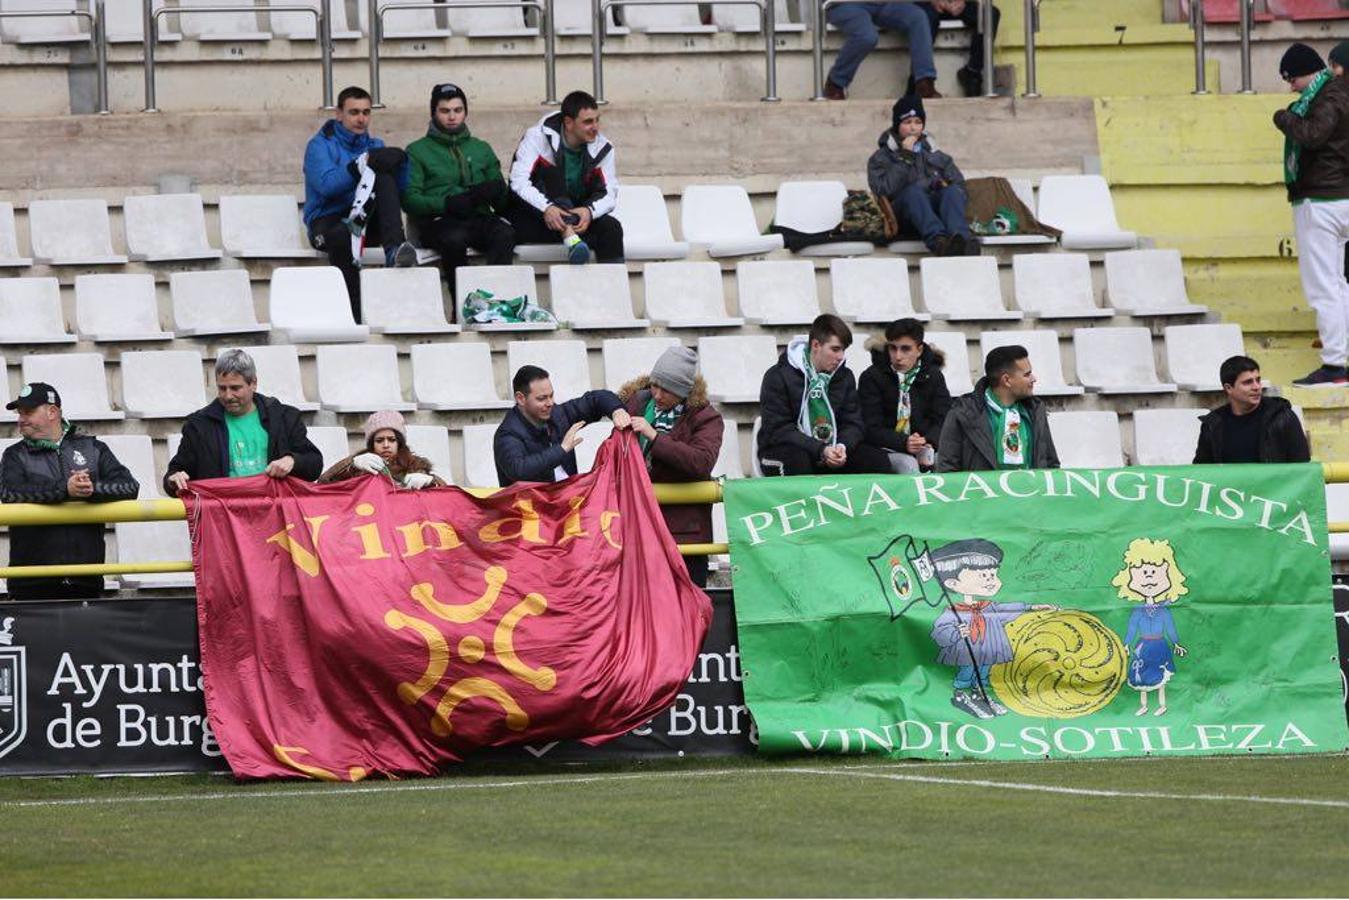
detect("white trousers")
[1293,198,1349,367]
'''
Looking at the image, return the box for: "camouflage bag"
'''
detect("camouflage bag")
[832,190,898,243]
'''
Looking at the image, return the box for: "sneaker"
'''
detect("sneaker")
[957,65,983,97]
[823,79,847,100]
[944,233,966,257]
[950,690,994,719]
[387,240,417,268]
[1292,365,1348,388]
[983,695,1009,716]
[566,238,592,265]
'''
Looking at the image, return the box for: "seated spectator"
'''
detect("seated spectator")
[1194,355,1311,464]
[619,347,723,588]
[858,318,952,473]
[165,349,322,496]
[402,83,515,298]
[1,382,139,600]
[918,1,1001,98]
[868,95,973,256]
[756,314,892,477]
[319,410,446,489]
[937,345,1059,472]
[303,85,414,319]
[494,365,632,487]
[508,90,624,265]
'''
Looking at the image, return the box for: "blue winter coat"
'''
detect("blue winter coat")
[302,119,409,226]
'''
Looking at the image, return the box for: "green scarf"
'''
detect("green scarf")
[894,363,921,435]
[800,357,836,444]
[640,396,682,453]
[23,419,71,452]
[984,390,1032,469]
[1284,69,1332,188]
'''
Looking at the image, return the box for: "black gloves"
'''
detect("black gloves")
[443,191,475,217]
[443,180,504,217]
[365,146,406,174]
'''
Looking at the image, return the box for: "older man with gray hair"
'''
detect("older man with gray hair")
[164,349,322,496]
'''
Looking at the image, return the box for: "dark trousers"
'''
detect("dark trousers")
[758,442,894,477]
[921,1,1000,72]
[684,554,709,589]
[507,202,625,262]
[417,214,517,296]
[307,174,406,320]
[894,181,971,249]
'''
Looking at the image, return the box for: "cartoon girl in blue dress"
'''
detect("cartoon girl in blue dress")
[1111,538,1189,717]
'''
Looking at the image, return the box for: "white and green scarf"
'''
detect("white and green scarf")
[640,396,682,454]
[1284,69,1332,188]
[984,390,1031,468]
[894,363,921,435]
[800,356,837,444]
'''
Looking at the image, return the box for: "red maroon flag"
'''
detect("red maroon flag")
[186,432,712,780]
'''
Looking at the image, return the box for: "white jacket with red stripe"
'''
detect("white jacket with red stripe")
[508,111,620,218]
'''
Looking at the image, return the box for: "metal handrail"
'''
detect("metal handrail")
[589,0,778,103]
[143,1,334,113]
[1237,0,1253,93]
[368,0,557,108]
[1190,0,1207,94]
[1022,0,1039,98]
[0,5,107,114]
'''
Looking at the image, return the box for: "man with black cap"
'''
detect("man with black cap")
[1272,43,1349,387]
[867,94,973,256]
[402,83,516,298]
[1,382,139,600]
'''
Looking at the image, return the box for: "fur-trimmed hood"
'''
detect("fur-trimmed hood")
[617,374,710,409]
[863,334,946,371]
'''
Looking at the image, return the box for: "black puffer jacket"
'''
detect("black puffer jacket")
[857,344,952,452]
[0,427,139,599]
[1193,396,1311,464]
[163,393,322,495]
[756,341,866,459]
[1274,75,1349,202]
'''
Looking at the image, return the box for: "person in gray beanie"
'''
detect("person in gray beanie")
[619,346,724,588]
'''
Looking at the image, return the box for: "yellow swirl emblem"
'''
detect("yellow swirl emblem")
[990,610,1125,719]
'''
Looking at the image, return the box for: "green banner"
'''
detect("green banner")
[725,464,1349,760]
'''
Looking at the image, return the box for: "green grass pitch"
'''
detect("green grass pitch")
[3,753,1347,896]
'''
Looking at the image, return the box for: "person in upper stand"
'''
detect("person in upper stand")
[916,1,1001,98]
[756,314,892,477]
[857,318,952,473]
[1193,355,1311,464]
[1333,41,1349,285]
[303,85,414,320]
[619,346,724,588]
[937,344,1059,472]
[319,410,446,489]
[402,82,515,299]
[507,90,624,266]
[868,94,974,257]
[494,364,633,487]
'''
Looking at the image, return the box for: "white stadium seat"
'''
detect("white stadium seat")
[1104,249,1208,316]
[735,260,821,326]
[680,185,784,258]
[920,257,1022,321]
[575,420,615,473]
[979,176,1056,248]
[713,419,744,479]
[552,0,627,34]
[360,268,460,334]
[0,278,75,344]
[642,261,743,328]
[1163,323,1245,392]
[269,267,370,343]
[456,265,555,332]
[602,337,681,391]
[98,435,163,498]
[697,335,778,403]
[548,264,649,330]
[315,345,415,413]
[924,331,974,395]
[1047,411,1125,469]
[442,4,536,36]
[404,425,455,483]
[22,353,124,420]
[223,345,318,412]
[120,350,208,418]
[1035,175,1137,251]
[271,0,361,39]
[218,194,320,259]
[613,185,689,260]
[114,522,195,590]
[411,343,512,412]
[507,339,592,402]
[624,2,714,33]
[773,181,873,257]
[170,269,268,337]
[106,0,179,42]
[1132,408,1206,466]
[176,0,270,40]
[713,0,804,31]
[830,257,926,323]
[979,330,1083,397]
[123,194,221,262]
[0,202,32,266]
[0,0,85,43]
[28,199,127,265]
[1012,253,1113,319]
[462,423,500,488]
[307,425,354,470]
[844,330,872,378]
[1072,327,1177,394]
[74,274,173,342]
[354,0,451,38]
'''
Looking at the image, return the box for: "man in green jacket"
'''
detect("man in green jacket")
[402,83,516,295]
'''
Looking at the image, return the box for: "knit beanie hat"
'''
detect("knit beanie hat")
[430,81,468,116]
[363,409,407,442]
[1330,41,1349,71]
[892,94,926,131]
[1279,43,1325,81]
[650,346,698,399]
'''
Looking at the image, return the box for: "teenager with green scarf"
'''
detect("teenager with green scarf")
[402,83,516,298]
[858,318,952,473]
[936,345,1059,473]
[619,346,723,588]
[756,314,892,477]
[0,382,139,600]
[1272,42,1349,387]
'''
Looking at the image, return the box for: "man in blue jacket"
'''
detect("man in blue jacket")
[303,85,414,319]
[494,365,633,486]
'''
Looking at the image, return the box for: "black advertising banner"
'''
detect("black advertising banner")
[1333,576,1349,721]
[0,591,752,776]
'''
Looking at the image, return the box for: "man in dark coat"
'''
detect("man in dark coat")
[858,318,952,473]
[1,382,139,600]
[1194,355,1311,464]
[494,365,632,486]
[620,346,723,588]
[937,345,1059,473]
[164,349,322,496]
[756,314,892,477]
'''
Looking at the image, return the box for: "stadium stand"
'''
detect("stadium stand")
[315,344,416,413]
[74,275,174,343]
[411,343,513,412]
[461,423,501,487]
[1012,253,1114,319]
[360,268,461,335]
[613,185,690,261]
[1132,408,1208,466]
[1,278,76,344]
[21,353,123,420]
[217,195,321,260]
[1035,175,1138,251]
[735,260,821,326]
[680,185,785,258]
[1163,324,1246,392]
[28,199,126,266]
[176,0,271,41]
[123,194,222,262]
[169,270,269,338]
[772,181,875,257]
[404,424,456,483]
[269,267,371,343]
[602,337,682,391]
[1104,249,1210,316]
[507,339,593,401]
[548,264,650,330]
[224,345,319,412]
[698,335,780,404]
[919,256,1023,321]
[829,257,926,323]
[643,261,744,328]
[0,202,31,266]
[978,330,1084,397]
[1046,411,1126,468]
[120,350,208,419]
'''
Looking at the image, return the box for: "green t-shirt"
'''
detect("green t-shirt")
[226,408,269,477]
[561,144,585,203]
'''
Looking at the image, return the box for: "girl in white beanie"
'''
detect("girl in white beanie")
[318,410,445,489]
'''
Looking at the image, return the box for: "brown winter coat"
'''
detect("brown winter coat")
[619,375,723,545]
[1275,75,1349,202]
[318,451,445,486]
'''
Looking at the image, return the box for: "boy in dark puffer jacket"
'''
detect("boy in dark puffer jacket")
[857,318,952,473]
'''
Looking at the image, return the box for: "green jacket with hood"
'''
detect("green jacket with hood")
[402,124,509,220]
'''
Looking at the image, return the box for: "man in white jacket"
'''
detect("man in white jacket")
[508,90,624,265]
